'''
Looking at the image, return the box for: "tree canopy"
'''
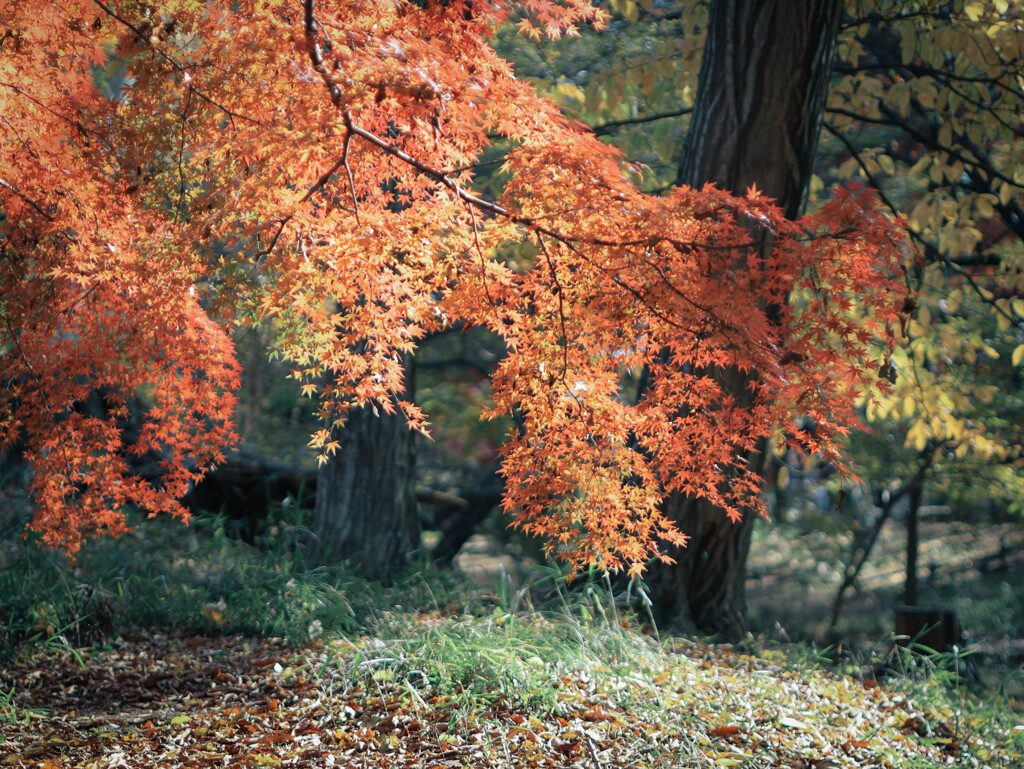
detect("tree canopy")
[1,0,908,569]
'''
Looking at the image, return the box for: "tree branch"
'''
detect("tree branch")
[0,177,54,221]
[591,107,693,136]
[826,105,1022,191]
[93,0,262,126]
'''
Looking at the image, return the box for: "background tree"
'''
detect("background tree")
[827,0,1024,614]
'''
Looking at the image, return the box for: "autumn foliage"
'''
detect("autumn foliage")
[0,0,908,569]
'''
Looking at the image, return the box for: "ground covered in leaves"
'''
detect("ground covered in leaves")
[3,620,1021,769]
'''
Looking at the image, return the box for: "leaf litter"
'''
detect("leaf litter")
[1,622,1020,768]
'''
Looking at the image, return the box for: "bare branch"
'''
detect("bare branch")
[342,125,360,227]
[591,107,693,136]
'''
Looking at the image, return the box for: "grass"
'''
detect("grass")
[0,508,471,653]
[5,574,1021,766]
[1,510,1022,766]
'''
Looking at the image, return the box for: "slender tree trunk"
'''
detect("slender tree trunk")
[310,357,420,578]
[647,0,843,637]
[904,476,924,606]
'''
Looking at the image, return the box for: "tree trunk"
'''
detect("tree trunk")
[647,0,843,637]
[309,358,420,578]
[904,476,924,606]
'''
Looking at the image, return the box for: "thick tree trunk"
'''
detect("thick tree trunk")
[648,0,843,637]
[309,358,420,577]
[675,0,842,217]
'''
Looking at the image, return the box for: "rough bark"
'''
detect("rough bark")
[648,0,844,637]
[675,0,842,216]
[309,358,420,577]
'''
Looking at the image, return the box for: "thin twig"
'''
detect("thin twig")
[467,201,496,310]
[824,121,1023,332]
[537,234,570,380]
[255,147,358,263]
[342,117,360,227]
[175,86,193,223]
[591,107,693,136]
[585,734,605,769]
[92,1,262,125]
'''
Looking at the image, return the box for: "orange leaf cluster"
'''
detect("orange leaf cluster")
[1,0,907,568]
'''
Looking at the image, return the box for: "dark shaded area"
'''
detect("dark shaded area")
[895,606,963,654]
[426,467,504,565]
[184,452,317,540]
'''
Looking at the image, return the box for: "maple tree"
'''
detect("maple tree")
[1,0,907,577]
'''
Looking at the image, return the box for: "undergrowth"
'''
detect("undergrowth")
[0,508,468,652]
[2,511,1021,767]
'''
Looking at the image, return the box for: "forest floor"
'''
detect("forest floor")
[3,619,1022,768]
[2,497,1022,767]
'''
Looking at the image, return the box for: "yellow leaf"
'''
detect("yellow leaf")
[1012,344,1024,367]
[907,421,929,452]
[838,157,858,179]
[1000,181,1013,206]
[975,195,995,218]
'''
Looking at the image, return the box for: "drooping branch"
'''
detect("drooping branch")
[299,3,714,253]
[93,0,262,126]
[0,176,54,221]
